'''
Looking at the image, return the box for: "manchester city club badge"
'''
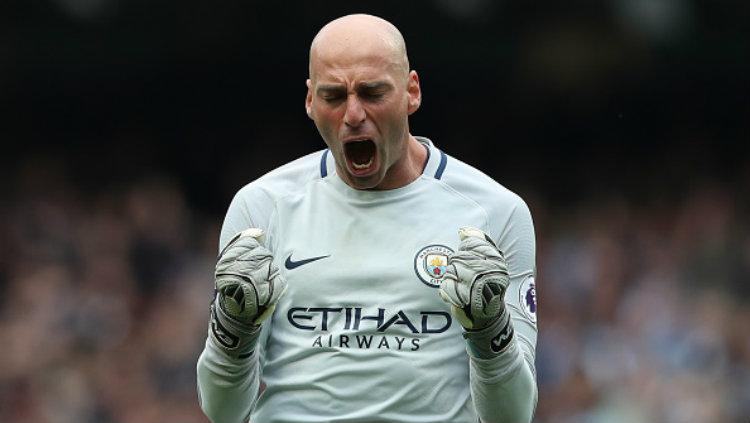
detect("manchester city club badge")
[519,275,537,323]
[414,245,454,288]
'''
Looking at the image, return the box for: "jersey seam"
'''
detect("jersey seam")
[424,176,492,236]
[263,165,329,253]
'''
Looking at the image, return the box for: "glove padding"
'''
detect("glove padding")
[439,227,510,330]
[209,228,287,358]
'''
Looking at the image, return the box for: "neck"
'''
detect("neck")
[374,134,427,190]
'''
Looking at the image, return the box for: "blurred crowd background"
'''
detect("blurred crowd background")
[1,1,748,422]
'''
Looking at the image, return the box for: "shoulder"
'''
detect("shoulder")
[233,149,329,206]
[220,149,329,247]
[437,153,530,220]
[436,151,536,274]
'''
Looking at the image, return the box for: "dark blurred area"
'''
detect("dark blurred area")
[1,1,748,422]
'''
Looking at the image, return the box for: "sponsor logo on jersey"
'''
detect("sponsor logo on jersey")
[287,306,453,352]
[519,275,537,323]
[414,245,454,288]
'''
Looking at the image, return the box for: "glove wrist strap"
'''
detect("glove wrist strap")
[462,308,514,359]
[209,302,262,359]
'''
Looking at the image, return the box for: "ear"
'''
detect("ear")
[305,79,314,119]
[406,70,421,115]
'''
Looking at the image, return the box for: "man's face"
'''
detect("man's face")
[306,50,420,190]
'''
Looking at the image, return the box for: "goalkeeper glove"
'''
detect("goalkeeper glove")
[439,227,514,358]
[208,228,287,359]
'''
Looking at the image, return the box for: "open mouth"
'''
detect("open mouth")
[343,139,377,175]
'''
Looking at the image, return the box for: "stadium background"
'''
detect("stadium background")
[1,1,748,422]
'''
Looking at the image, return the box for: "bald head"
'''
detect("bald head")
[309,14,410,82]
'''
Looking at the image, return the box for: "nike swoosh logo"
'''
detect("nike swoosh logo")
[285,253,330,270]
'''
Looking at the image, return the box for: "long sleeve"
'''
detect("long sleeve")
[196,186,272,423]
[471,196,539,423]
[197,341,261,423]
[469,336,538,423]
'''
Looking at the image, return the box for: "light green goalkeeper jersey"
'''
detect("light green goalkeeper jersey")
[197,138,538,423]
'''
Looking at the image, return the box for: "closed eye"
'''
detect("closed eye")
[321,94,345,103]
[360,91,386,101]
[315,81,393,103]
[317,86,346,103]
[358,82,392,102]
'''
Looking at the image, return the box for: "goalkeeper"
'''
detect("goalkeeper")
[197,13,538,423]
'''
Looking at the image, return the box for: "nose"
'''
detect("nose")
[343,95,366,128]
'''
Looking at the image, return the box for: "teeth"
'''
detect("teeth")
[352,158,373,169]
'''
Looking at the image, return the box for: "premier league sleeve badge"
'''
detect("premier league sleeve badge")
[519,275,537,323]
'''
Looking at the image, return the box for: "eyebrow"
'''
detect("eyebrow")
[358,81,391,91]
[316,81,392,95]
[316,84,345,95]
